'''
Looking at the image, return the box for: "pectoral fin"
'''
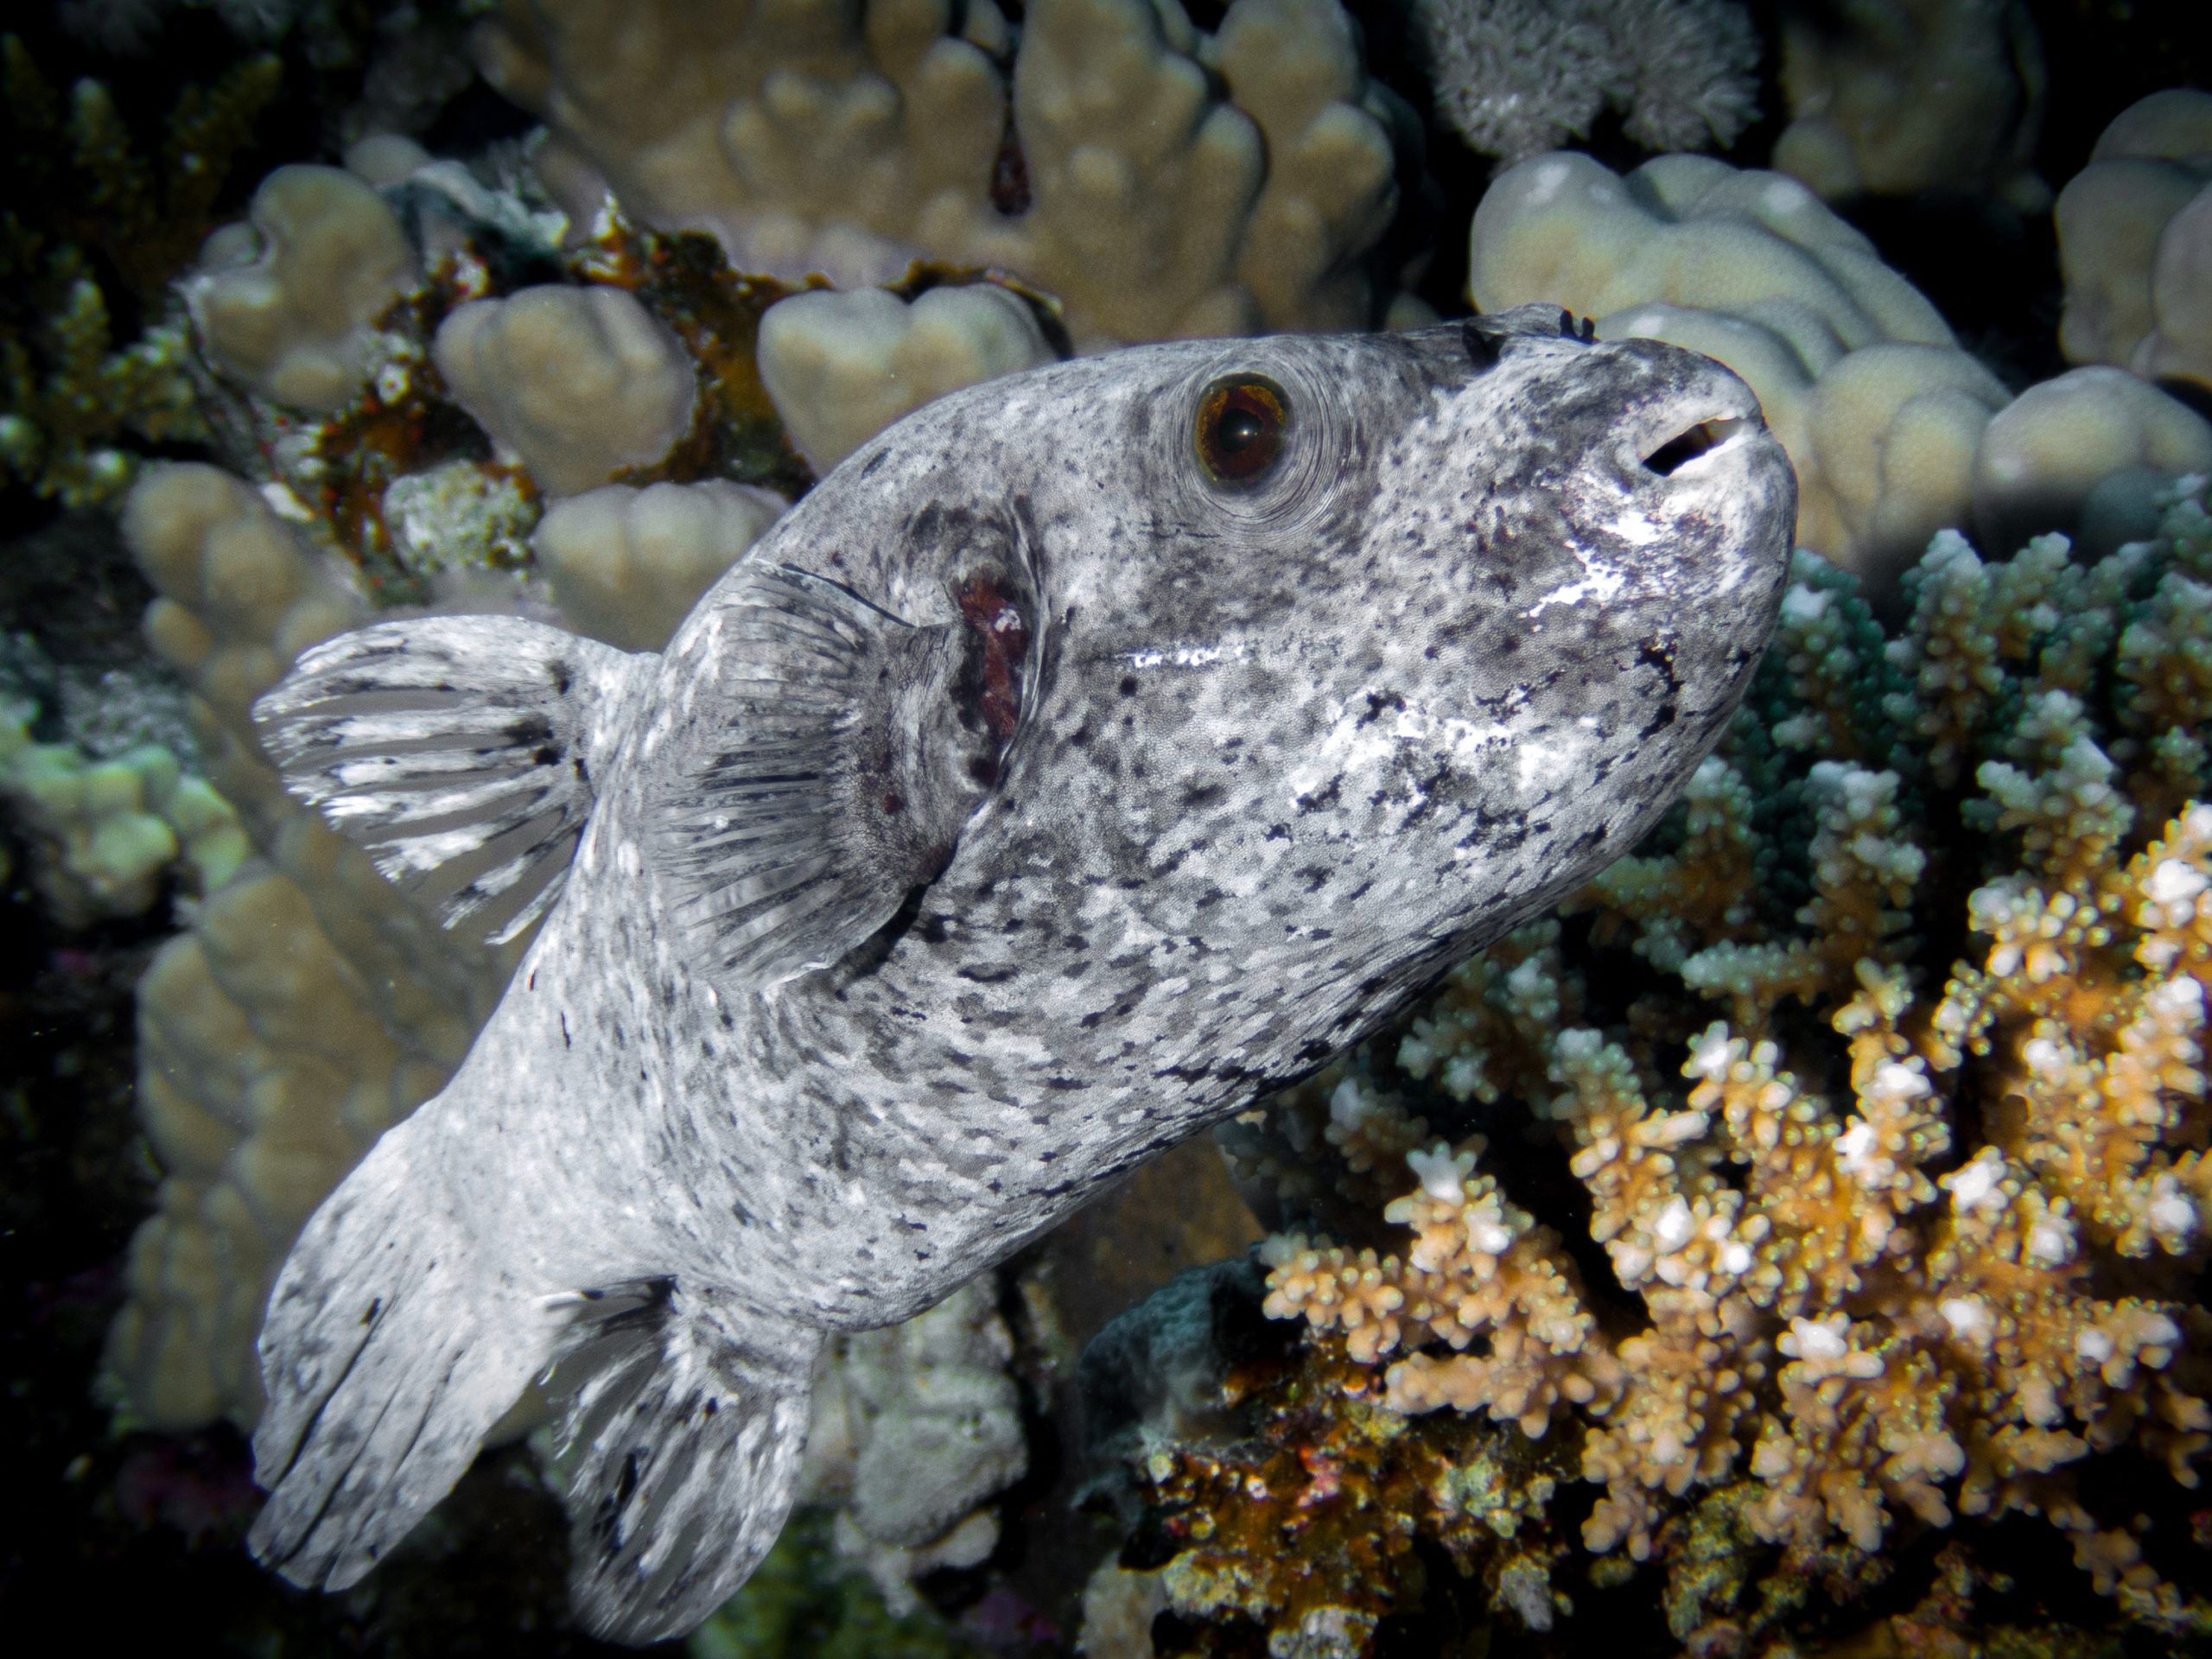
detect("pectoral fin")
[655,562,1026,988]
[252,614,644,944]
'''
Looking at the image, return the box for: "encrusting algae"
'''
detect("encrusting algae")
[1178,478,2212,1653]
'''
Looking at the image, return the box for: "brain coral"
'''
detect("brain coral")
[474,0,1408,346]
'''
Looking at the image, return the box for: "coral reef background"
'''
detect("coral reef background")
[3,2,2212,1656]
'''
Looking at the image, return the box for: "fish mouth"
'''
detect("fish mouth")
[1639,413,1755,478]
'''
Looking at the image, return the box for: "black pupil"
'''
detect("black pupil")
[1217,405,1264,454]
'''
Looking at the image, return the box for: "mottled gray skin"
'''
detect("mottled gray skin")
[247,307,1794,1641]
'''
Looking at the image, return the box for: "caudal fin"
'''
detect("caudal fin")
[546,1280,821,1644]
[248,1118,562,1589]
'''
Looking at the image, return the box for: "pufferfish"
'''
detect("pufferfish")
[244,305,1795,1642]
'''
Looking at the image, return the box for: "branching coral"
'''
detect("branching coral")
[0,36,278,503]
[1182,480,2212,1652]
[1411,0,1760,165]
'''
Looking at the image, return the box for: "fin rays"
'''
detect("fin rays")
[253,615,639,946]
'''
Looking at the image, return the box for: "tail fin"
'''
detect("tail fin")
[248,1117,563,1590]
[546,1280,821,1644]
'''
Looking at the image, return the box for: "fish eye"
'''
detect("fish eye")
[1193,374,1288,485]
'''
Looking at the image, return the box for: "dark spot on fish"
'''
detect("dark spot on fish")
[1635,639,1683,738]
[560,1014,571,1048]
[361,1298,381,1325]
[1118,676,1140,696]
[957,963,1020,984]
[882,789,904,815]
[703,1398,718,1416]
[549,661,571,695]
[574,754,589,785]
[505,713,555,748]
[1182,782,1225,810]
[533,744,559,766]
[1461,318,1503,370]
[861,450,888,478]
[615,1450,641,1508]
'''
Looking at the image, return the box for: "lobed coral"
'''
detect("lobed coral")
[104,461,520,1428]
[0,702,245,926]
[475,0,1409,347]
[1411,0,1760,166]
[1771,0,2049,210]
[2056,88,2212,394]
[757,283,1056,474]
[797,1274,1028,1613]
[1470,148,2212,601]
[1143,480,2212,1653]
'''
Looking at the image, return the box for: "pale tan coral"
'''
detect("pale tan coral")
[477,0,1405,348]
[186,163,419,412]
[432,284,698,496]
[2056,90,2212,391]
[755,283,1054,474]
[1466,149,2005,596]
[103,463,519,1430]
[532,478,786,651]
[1772,0,2047,210]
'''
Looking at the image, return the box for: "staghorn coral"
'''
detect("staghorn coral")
[474,0,1408,347]
[1411,0,1760,166]
[0,36,278,504]
[1154,480,2212,1654]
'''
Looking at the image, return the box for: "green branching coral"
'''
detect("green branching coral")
[0,35,278,503]
[1173,481,2212,1655]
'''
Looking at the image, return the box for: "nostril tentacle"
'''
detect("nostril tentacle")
[1643,416,1745,478]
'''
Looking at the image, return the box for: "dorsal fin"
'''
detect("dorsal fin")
[253,614,643,944]
[655,562,1027,988]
